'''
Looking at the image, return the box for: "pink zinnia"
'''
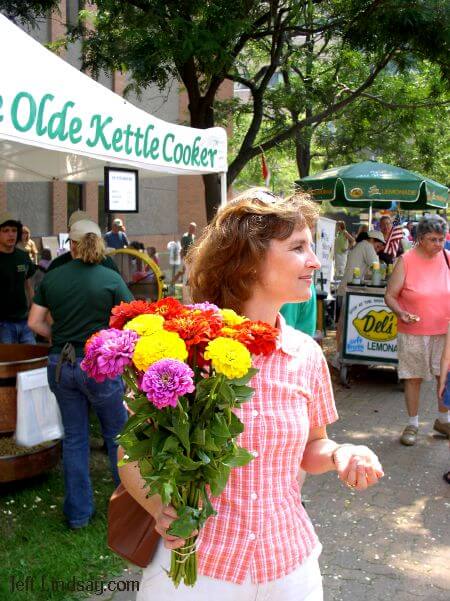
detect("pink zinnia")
[81,329,138,382]
[141,359,195,409]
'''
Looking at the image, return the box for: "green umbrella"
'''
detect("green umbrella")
[297,160,448,210]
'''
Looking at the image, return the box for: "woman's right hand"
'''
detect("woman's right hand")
[153,501,198,550]
[398,311,420,324]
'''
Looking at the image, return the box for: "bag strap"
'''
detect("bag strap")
[55,342,76,383]
[444,249,450,270]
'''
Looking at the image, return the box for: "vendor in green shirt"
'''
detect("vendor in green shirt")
[0,211,37,343]
[28,220,133,529]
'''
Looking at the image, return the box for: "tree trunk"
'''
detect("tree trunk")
[202,173,222,222]
[295,131,312,178]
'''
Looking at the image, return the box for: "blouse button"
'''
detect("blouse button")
[252,450,259,458]
[249,532,256,541]
[251,492,258,500]
[251,410,259,417]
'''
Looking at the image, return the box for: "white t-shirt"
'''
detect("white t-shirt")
[337,240,379,295]
[167,240,181,266]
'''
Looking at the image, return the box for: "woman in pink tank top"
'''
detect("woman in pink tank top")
[385,216,450,446]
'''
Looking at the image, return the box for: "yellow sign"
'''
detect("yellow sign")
[349,187,363,198]
[353,309,397,342]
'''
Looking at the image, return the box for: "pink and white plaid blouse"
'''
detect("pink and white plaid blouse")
[197,315,338,584]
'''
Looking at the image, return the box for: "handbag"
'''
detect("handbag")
[15,367,64,447]
[107,483,160,568]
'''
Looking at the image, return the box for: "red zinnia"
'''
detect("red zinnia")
[147,297,187,320]
[165,309,223,348]
[109,300,153,329]
[222,321,278,355]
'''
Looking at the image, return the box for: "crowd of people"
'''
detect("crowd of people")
[0,192,448,598]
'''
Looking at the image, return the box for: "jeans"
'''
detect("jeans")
[0,319,35,344]
[444,372,450,409]
[47,354,127,527]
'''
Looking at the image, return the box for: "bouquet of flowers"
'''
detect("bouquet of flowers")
[81,297,278,587]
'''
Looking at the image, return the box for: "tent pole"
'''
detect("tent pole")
[369,204,373,229]
[220,172,227,206]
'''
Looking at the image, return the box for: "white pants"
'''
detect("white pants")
[137,541,323,601]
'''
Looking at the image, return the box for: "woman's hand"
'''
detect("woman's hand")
[438,375,447,399]
[153,502,198,550]
[333,444,384,491]
[398,310,420,324]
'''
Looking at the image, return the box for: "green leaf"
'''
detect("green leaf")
[227,368,258,386]
[204,430,220,451]
[167,506,200,539]
[222,446,254,468]
[162,435,180,453]
[210,413,231,442]
[199,486,217,526]
[209,463,231,497]
[165,413,190,453]
[191,426,206,446]
[232,384,255,401]
[228,412,245,437]
[120,410,150,435]
[126,394,150,414]
[218,381,236,405]
[123,439,153,461]
[177,455,204,471]
[160,482,174,505]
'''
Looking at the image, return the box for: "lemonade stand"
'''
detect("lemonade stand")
[339,284,398,384]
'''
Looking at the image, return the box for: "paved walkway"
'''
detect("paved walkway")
[89,366,450,600]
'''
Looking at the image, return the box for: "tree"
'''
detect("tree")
[0,1,59,25]
[2,1,449,218]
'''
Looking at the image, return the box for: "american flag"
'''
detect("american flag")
[384,214,404,256]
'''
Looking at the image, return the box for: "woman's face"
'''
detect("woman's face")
[22,229,30,242]
[419,231,446,256]
[255,226,320,304]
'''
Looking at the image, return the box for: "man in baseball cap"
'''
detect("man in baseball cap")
[105,218,129,250]
[0,211,37,343]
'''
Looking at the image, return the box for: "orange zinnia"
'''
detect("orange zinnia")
[109,300,153,329]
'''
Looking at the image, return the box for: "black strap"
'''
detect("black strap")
[444,249,450,269]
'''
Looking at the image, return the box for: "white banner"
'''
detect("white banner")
[0,15,227,180]
[315,216,336,295]
[343,292,398,363]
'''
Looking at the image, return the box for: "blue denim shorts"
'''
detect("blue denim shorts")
[444,372,450,409]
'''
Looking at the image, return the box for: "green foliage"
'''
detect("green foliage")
[0,1,59,25]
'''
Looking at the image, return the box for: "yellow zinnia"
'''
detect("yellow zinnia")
[133,330,188,372]
[219,308,248,326]
[204,337,251,379]
[124,314,164,337]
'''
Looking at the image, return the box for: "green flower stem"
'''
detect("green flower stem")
[169,482,200,587]
[198,374,223,424]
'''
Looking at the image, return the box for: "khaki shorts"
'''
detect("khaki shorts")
[397,333,445,381]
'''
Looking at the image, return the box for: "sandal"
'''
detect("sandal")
[443,472,450,484]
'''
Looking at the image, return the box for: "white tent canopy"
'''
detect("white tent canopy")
[0,15,227,189]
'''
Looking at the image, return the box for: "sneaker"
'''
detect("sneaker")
[400,425,418,446]
[433,419,450,438]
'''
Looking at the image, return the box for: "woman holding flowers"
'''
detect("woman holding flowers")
[28,220,133,529]
[118,189,384,600]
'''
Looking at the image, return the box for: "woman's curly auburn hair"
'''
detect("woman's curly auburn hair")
[187,188,319,314]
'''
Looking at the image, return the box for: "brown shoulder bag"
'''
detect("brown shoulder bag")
[107,483,160,568]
